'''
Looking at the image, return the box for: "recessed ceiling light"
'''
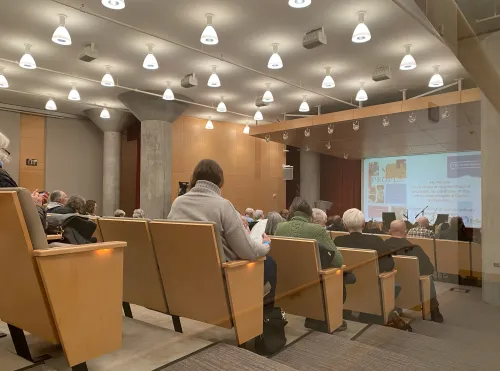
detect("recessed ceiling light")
[19,44,36,70]
[207,65,221,87]
[322,67,335,88]
[162,81,174,100]
[268,43,283,69]
[355,82,368,102]
[262,83,274,102]
[299,95,309,112]
[201,13,218,45]
[143,44,159,70]
[400,44,417,70]
[243,124,250,134]
[429,65,444,87]
[100,108,110,119]
[217,96,227,112]
[352,11,371,43]
[101,65,115,87]
[102,0,125,10]
[52,14,72,46]
[0,67,8,88]
[205,117,214,130]
[68,82,80,101]
[45,99,57,111]
[288,0,311,8]
[254,108,263,121]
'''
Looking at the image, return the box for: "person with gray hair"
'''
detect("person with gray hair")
[312,208,328,227]
[245,208,255,222]
[46,190,68,213]
[407,216,435,239]
[114,209,126,217]
[254,209,264,220]
[133,209,146,218]
[50,195,85,214]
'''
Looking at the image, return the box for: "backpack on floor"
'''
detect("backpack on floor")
[254,307,288,355]
[387,310,413,332]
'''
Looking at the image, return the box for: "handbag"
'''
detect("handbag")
[254,307,288,355]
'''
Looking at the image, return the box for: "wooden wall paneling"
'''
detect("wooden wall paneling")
[19,114,46,191]
[120,133,138,216]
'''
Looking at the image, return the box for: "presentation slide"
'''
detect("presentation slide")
[363,151,481,228]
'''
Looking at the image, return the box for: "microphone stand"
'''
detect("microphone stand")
[415,206,428,220]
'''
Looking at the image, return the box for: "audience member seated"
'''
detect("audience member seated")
[439,216,470,241]
[245,207,255,223]
[363,220,382,234]
[407,216,435,239]
[250,212,284,244]
[241,214,251,234]
[51,195,86,214]
[46,190,68,213]
[254,209,264,220]
[83,199,98,216]
[326,215,345,232]
[280,208,289,220]
[168,159,276,310]
[132,208,146,218]
[385,220,443,323]
[114,209,126,217]
[312,208,327,227]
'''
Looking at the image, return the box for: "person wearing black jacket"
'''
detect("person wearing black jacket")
[439,216,470,242]
[386,220,444,323]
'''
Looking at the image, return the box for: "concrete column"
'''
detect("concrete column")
[481,93,500,306]
[300,150,320,208]
[102,132,121,216]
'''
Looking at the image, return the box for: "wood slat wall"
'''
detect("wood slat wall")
[18,114,45,191]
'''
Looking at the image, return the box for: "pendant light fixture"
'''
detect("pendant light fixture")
[289,0,311,8]
[268,43,283,69]
[207,65,221,87]
[143,44,159,70]
[0,67,8,88]
[101,65,115,87]
[327,124,334,134]
[243,124,250,134]
[262,83,274,103]
[299,95,309,112]
[400,44,417,70]
[217,96,227,112]
[205,116,214,130]
[19,44,36,69]
[322,67,335,88]
[102,0,125,10]
[45,99,57,111]
[200,13,218,45]
[100,107,110,119]
[428,65,444,88]
[162,81,174,100]
[68,82,80,101]
[352,11,371,43]
[52,14,72,45]
[254,108,263,121]
[355,82,368,102]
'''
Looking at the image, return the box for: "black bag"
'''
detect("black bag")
[254,307,288,355]
[387,310,413,332]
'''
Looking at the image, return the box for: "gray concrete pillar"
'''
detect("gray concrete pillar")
[481,93,500,306]
[300,150,320,208]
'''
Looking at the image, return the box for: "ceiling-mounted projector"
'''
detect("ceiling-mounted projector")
[181,73,198,88]
[302,27,327,49]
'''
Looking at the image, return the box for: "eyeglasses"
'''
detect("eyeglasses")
[1,148,10,156]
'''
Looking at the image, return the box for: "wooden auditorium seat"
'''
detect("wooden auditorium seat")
[435,239,471,277]
[0,189,126,371]
[407,237,436,268]
[373,233,390,241]
[87,215,103,242]
[97,218,170,320]
[470,242,482,279]
[338,247,396,324]
[329,231,348,240]
[393,256,431,319]
[269,237,344,333]
[148,220,265,345]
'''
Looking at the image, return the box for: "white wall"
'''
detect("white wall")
[0,110,20,182]
[46,118,104,210]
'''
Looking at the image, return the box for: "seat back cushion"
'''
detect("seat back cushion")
[394,255,421,310]
[148,221,232,328]
[338,247,382,315]
[0,190,59,343]
[98,218,168,313]
[470,242,482,278]
[435,239,470,275]
[407,237,435,267]
[329,231,348,240]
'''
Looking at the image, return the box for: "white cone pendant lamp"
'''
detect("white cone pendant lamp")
[0,67,8,88]
[262,83,274,103]
[352,11,371,43]
[100,108,110,119]
[289,0,311,8]
[268,43,283,69]
[102,0,125,10]
[243,124,250,134]
[207,65,221,87]
[143,44,159,70]
[217,96,227,112]
[322,67,335,88]
[429,65,444,88]
[162,81,175,100]
[400,44,417,70]
[254,108,263,121]
[205,117,214,130]
[52,14,72,45]
[68,83,80,101]
[45,99,57,111]
[19,44,36,69]
[299,95,309,112]
[355,82,368,102]
[101,65,115,87]
[201,13,218,45]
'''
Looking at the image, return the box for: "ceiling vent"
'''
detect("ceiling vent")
[181,73,198,88]
[78,43,98,62]
[302,27,327,49]
[255,96,270,108]
[372,65,391,82]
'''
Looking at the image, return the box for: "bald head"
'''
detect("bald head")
[390,220,407,238]
[417,217,430,228]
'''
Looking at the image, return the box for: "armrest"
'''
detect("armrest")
[319,265,346,276]
[33,241,126,257]
[222,256,266,269]
[420,275,432,280]
[379,270,397,280]
[46,234,63,241]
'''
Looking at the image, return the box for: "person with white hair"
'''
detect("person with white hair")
[254,209,264,220]
[245,208,255,223]
[133,209,146,218]
[312,208,328,227]
[407,216,435,239]
[114,209,126,217]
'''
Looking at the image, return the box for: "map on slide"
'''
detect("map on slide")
[363,151,481,228]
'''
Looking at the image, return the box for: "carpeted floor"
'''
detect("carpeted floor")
[15,365,56,371]
[158,343,297,371]
[272,331,431,371]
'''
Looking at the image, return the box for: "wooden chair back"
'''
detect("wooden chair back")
[88,216,103,242]
[407,237,435,267]
[470,242,482,278]
[338,247,382,315]
[269,237,325,321]
[329,231,348,240]
[148,221,232,328]
[0,189,59,343]
[435,239,470,276]
[393,255,421,309]
[373,234,390,241]
[98,218,168,313]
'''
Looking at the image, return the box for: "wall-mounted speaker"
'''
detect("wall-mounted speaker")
[283,165,293,180]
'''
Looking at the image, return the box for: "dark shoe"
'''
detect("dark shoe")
[334,320,348,332]
[431,308,444,323]
[304,318,329,333]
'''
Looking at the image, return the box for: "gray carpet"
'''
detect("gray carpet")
[272,331,431,371]
[158,343,297,371]
[355,325,499,370]
[16,365,56,371]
